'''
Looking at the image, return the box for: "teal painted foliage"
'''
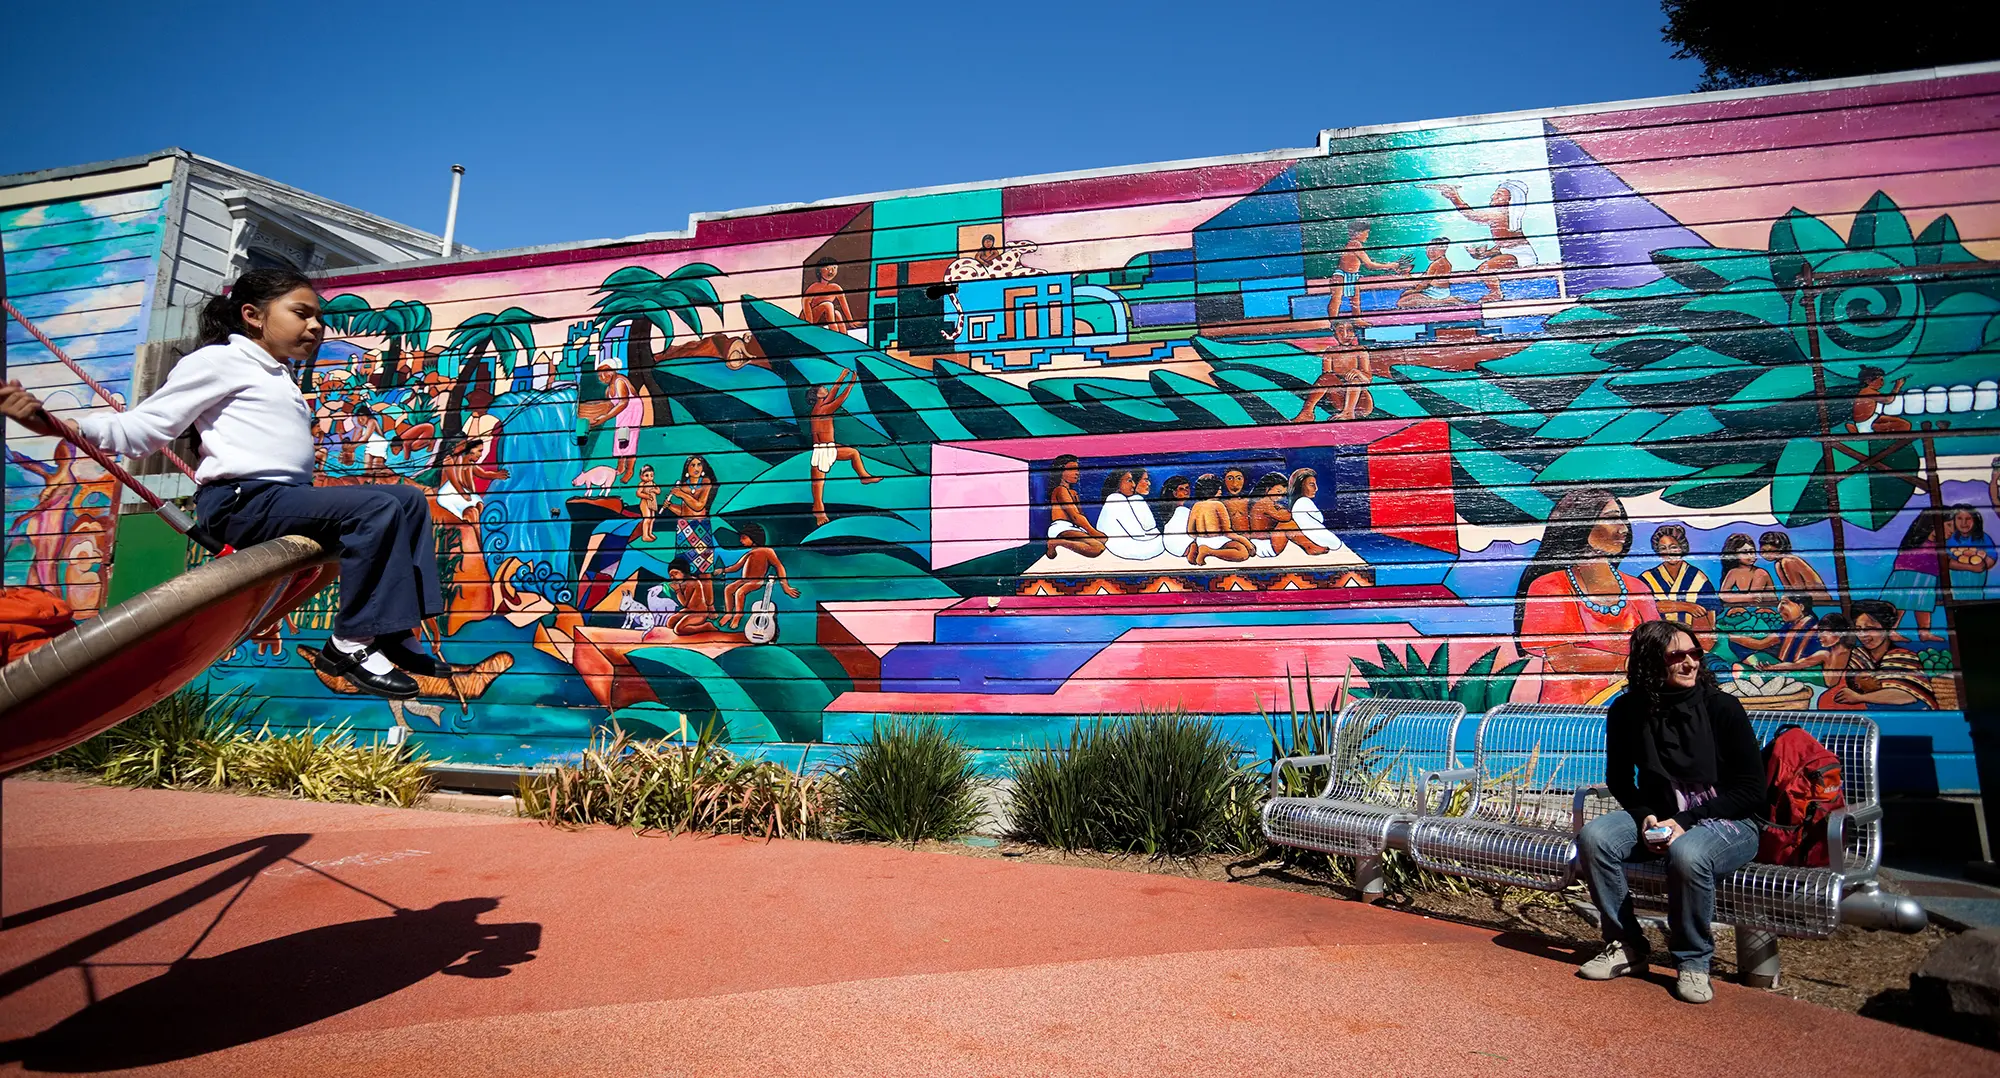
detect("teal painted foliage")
[1442,193,2000,527]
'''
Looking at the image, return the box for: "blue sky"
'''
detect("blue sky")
[6,1,1702,253]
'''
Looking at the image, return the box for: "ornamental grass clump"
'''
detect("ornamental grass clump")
[518,719,833,840]
[1009,709,1261,858]
[40,686,434,806]
[832,716,986,844]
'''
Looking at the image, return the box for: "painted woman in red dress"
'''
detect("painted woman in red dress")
[1516,487,1661,705]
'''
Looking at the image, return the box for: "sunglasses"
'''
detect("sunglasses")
[1665,647,1702,666]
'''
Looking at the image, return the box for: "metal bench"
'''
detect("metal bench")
[1267,700,1927,987]
[1260,698,1469,898]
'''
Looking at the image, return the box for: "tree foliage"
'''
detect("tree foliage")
[1661,0,1998,91]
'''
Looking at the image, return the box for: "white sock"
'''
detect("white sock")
[329,634,396,676]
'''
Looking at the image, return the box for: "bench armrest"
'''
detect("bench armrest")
[1573,785,1611,834]
[1827,802,1881,878]
[1419,767,1477,816]
[1269,754,1337,797]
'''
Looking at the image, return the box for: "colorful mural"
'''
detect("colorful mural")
[194,72,1997,792]
[2,184,168,615]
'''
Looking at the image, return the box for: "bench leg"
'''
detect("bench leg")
[1355,855,1386,902]
[1736,929,1780,989]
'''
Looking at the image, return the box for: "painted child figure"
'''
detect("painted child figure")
[635,465,661,543]
[665,557,717,635]
[808,369,880,526]
[718,523,800,630]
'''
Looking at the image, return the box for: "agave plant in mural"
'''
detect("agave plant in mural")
[320,295,433,391]
[590,263,725,416]
[1346,641,1529,714]
[439,307,546,442]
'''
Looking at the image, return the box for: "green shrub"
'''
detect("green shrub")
[832,716,986,844]
[40,687,434,807]
[518,718,833,839]
[1008,709,1257,858]
[43,685,256,786]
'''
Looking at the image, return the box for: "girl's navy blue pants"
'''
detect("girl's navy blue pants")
[195,480,443,639]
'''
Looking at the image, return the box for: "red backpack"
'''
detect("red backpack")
[1757,725,1846,867]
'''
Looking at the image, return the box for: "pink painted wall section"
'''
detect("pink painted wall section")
[931,446,1029,570]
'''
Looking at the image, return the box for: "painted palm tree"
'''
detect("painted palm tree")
[439,307,544,442]
[589,263,724,414]
[320,295,433,391]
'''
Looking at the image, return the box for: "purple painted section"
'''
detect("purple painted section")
[1545,126,1709,296]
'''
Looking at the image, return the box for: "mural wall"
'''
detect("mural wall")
[2,182,168,616]
[210,71,1999,792]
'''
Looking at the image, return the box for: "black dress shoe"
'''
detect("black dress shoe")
[375,632,452,678]
[314,644,419,699]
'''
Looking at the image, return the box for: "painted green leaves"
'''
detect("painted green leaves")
[1454,192,1996,524]
[442,307,544,382]
[590,263,724,347]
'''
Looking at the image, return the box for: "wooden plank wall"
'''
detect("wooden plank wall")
[204,70,2000,792]
[2,179,169,618]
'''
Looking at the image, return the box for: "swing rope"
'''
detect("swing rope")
[3,298,200,482]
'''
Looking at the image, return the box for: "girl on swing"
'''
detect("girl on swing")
[0,268,444,699]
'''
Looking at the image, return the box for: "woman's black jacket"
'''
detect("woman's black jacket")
[1605,686,1767,828]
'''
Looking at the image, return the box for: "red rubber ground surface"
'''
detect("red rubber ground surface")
[1,779,1991,1076]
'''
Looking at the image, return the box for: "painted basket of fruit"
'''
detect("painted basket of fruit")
[1721,673,1814,710]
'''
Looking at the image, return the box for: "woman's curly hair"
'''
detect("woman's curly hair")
[1625,619,1717,709]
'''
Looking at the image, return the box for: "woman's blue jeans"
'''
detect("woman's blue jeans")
[1576,811,1759,972]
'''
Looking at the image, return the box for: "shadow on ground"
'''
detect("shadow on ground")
[0,833,540,1072]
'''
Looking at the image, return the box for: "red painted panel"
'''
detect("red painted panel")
[1366,420,1456,554]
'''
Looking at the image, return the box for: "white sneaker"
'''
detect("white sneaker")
[1577,940,1646,980]
[1674,968,1714,1004]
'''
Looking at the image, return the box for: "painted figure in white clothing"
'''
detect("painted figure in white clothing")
[1093,469,1165,560]
[1422,179,1535,301]
[1286,468,1345,553]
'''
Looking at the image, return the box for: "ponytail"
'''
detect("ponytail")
[197,267,315,348]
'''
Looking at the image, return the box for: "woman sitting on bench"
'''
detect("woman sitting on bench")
[0,268,444,700]
[1574,619,1767,1004]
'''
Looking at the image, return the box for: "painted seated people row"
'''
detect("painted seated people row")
[1041,455,1355,568]
[1518,487,1951,709]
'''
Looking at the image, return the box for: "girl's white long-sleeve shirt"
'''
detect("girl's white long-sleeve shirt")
[77,334,316,485]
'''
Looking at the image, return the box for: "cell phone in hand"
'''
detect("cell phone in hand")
[1644,825,1673,844]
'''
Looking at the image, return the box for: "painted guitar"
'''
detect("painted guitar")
[743,578,779,645]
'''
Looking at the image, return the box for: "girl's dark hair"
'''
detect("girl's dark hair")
[1951,503,1986,540]
[1099,469,1133,497]
[1625,619,1717,703]
[1193,474,1223,501]
[198,268,315,348]
[1160,475,1191,500]
[1721,532,1757,567]
[1254,470,1289,496]
[1514,486,1625,634]
[1849,598,1900,631]
[1760,530,1792,553]
[1898,507,1949,551]
[1818,611,1851,637]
